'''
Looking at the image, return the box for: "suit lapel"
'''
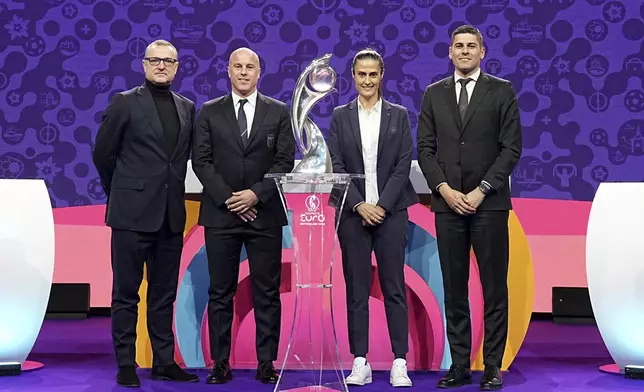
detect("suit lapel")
[136,85,165,153]
[442,78,461,129]
[461,73,490,131]
[348,99,362,154]
[376,99,391,161]
[221,94,245,151]
[169,93,187,159]
[246,93,268,148]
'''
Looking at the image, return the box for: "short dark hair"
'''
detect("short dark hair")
[451,25,483,47]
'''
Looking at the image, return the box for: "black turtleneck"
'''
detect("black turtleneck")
[146,79,180,158]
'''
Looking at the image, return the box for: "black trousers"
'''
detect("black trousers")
[435,210,509,368]
[205,226,282,362]
[110,214,183,368]
[337,210,409,358]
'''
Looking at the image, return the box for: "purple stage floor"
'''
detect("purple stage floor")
[0,318,641,391]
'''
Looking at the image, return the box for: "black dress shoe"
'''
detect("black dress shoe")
[151,363,199,382]
[117,366,140,388]
[480,366,503,390]
[437,365,472,388]
[207,360,233,384]
[256,361,279,384]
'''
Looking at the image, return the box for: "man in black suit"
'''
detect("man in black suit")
[191,47,295,385]
[93,39,199,388]
[417,25,522,390]
[327,49,418,388]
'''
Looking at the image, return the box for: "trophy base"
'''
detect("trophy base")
[292,157,332,174]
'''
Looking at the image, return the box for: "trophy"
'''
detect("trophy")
[266,53,359,392]
[291,54,336,174]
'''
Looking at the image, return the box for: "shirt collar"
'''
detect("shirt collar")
[232,89,258,108]
[454,67,481,84]
[357,97,382,114]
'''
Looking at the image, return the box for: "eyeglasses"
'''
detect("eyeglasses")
[144,57,178,67]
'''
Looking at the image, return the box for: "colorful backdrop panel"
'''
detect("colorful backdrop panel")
[51,196,586,312]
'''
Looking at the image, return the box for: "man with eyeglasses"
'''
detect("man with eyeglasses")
[192,47,295,385]
[93,39,199,387]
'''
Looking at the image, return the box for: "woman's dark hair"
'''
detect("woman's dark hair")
[351,48,385,98]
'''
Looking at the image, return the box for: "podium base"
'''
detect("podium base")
[275,371,346,392]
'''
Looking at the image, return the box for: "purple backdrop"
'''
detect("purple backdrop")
[0,0,642,207]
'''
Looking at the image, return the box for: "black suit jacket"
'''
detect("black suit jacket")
[327,98,419,220]
[93,84,196,233]
[191,92,295,229]
[417,72,522,212]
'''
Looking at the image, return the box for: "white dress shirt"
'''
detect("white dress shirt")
[357,98,382,205]
[232,89,257,136]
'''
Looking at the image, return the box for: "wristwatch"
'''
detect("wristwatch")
[478,181,492,195]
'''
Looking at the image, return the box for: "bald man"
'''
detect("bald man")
[192,47,295,384]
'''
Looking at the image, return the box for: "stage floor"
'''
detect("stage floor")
[1,318,639,391]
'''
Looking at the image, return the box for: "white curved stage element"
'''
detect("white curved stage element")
[586,182,644,373]
[0,179,55,368]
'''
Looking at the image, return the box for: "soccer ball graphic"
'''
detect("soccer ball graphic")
[0,155,24,179]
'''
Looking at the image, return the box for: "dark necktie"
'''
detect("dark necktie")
[458,78,472,122]
[238,98,248,146]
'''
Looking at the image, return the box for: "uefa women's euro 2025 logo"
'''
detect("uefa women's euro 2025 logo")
[300,194,325,226]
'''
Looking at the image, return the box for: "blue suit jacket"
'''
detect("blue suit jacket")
[327,98,419,219]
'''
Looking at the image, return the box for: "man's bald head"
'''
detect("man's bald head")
[228,47,261,97]
[229,47,260,67]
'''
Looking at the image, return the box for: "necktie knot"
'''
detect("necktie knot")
[239,98,248,108]
[458,78,472,88]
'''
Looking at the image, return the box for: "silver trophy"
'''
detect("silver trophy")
[291,54,337,173]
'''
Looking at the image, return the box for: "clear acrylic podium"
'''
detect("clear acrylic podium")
[266,173,364,392]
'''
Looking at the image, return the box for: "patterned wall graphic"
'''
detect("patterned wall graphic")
[0,0,642,208]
